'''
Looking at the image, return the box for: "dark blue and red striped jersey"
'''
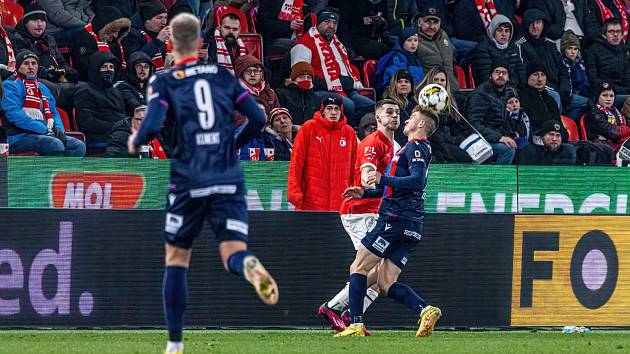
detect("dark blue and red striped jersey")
[365,138,431,222]
[134,59,265,191]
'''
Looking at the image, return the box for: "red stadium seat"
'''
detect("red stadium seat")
[362,60,377,88]
[57,107,86,142]
[579,114,588,140]
[454,65,468,89]
[560,115,579,142]
[357,88,376,100]
[240,33,263,61]
[350,63,362,85]
[214,5,249,33]
[2,1,23,28]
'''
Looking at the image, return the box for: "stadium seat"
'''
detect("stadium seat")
[56,107,86,142]
[467,64,476,88]
[214,5,249,33]
[454,65,468,89]
[362,60,377,88]
[350,64,362,85]
[2,1,23,28]
[58,46,74,68]
[240,33,263,61]
[579,114,588,140]
[357,88,376,100]
[560,115,579,142]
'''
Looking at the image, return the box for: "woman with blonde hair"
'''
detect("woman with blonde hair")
[383,69,418,145]
[416,66,471,162]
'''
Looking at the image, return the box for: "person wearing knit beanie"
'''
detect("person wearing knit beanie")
[15,50,38,71]
[398,27,418,49]
[21,4,47,24]
[560,30,580,56]
[290,62,314,81]
[140,0,168,23]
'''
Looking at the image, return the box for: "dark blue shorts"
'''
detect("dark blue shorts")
[361,216,423,269]
[163,185,249,249]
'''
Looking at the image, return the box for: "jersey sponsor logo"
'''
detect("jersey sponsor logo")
[165,213,183,234]
[51,172,144,209]
[364,146,376,157]
[340,138,347,147]
[195,132,220,145]
[172,65,219,80]
[372,236,390,253]
[189,184,237,198]
[226,218,249,235]
[401,256,408,266]
[404,229,422,240]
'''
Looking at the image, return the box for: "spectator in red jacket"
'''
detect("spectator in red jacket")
[288,92,358,211]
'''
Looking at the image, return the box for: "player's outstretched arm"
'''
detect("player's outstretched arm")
[234,94,266,149]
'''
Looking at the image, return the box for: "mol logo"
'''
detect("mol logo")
[51,172,144,209]
[511,216,630,326]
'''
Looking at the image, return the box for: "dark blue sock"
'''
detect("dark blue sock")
[387,282,428,314]
[349,273,367,323]
[227,250,252,276]
[163,266,188,342]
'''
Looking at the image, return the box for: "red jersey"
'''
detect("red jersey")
[339,130,394,215]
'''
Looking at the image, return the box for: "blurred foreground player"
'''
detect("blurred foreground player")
[336,106,441,337]
[128,13,279,354]
[318,99,401,334]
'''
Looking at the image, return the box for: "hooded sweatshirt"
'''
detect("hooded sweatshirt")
[515,9,571,103]
[115,51,155,115]
[74,51,128,143]
[471,14,526,86]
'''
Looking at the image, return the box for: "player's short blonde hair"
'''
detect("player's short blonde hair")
[170,13,200,54]
[411,105,439,135]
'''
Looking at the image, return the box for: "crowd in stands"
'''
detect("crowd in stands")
[1,1,630,206]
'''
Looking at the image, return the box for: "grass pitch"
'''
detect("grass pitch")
[0,329,628,354]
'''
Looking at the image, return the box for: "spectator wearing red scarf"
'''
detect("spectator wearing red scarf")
[1,51,85,156]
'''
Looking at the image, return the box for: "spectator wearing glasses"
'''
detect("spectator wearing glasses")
[105,105,169,158]
[585,18,630,107]
[234,55,280,117]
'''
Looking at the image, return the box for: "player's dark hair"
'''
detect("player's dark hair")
[375,99,399,113]
[170,13,200,54]
[412,105,439,135]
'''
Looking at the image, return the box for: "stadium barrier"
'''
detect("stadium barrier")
[2,157,630,214]
[1,210,628,328]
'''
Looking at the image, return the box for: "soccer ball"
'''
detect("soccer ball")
[418,84,449,113]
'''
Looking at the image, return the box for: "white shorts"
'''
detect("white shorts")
[340,213,378,250]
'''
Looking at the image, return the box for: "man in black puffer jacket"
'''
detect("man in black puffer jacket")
[526,0,598,43]
[515,9,578,115]
[74,51,127,144]
[585,18,630,106]
[471,15,526,87]
[115,51,155,115]
[466,60,516,165]
[519,62,562,132]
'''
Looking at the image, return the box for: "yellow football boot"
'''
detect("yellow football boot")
[416,305,442,337]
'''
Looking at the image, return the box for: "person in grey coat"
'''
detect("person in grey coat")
[39,0,94,47]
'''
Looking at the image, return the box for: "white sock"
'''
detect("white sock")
[327,283,349,311]
[350,322,364,328]
[363,288,379,312]
[166,341,184,353]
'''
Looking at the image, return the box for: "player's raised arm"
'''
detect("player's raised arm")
[129,77,168,153]
[234,93,266,149]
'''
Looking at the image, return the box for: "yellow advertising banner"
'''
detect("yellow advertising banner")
[511,216,630,326]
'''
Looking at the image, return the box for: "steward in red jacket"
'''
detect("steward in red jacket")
[288,92,357,211]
